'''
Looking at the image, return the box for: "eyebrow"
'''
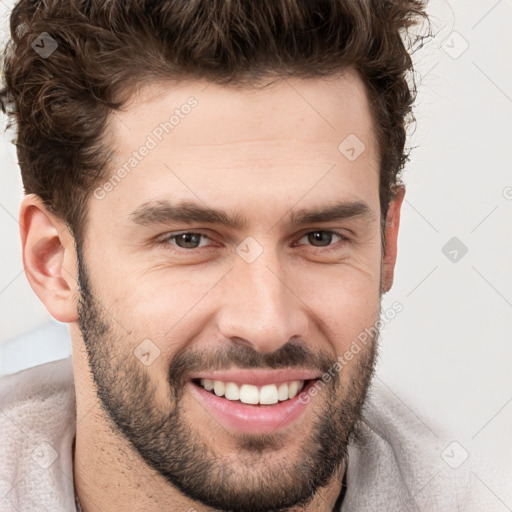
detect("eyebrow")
[129,199,376,230]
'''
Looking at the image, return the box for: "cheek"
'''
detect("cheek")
[294,262,381,349]
[106,268,224,351]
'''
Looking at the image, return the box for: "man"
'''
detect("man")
[0,1,471,511]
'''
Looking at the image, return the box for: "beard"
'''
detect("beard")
[76,244,379,512]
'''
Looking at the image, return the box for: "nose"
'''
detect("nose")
[216,251,309,354]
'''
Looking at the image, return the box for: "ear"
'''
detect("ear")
[19,194,79,323]
[380,186,405,294]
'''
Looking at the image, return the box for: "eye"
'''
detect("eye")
[295,230,347,248]
[164,232,213,249]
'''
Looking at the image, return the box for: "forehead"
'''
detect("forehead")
[90,70,380,230]
[112,69,377,152]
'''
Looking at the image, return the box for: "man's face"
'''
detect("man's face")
[77,70,385,511]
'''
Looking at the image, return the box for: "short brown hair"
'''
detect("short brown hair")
[1,0,429,246]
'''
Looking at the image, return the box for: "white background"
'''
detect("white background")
[1,0,511,508]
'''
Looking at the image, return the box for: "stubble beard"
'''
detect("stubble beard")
[76,245,379,512]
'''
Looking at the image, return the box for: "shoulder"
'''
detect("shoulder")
[343,378,473,512]
[0,358,77,511]
[0,356,75,409]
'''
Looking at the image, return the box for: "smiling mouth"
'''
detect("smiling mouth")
[191,378,316,406]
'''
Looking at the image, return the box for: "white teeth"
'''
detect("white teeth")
[202,379,214,391]
[288,381,299,398]
[224,382,240,401]
[213,380,225,397]
[198,379,305,404]
[278,382,289,401]
[239,384,259,404]
[259,384,279,405]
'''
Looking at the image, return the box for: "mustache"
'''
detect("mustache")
[168,340,337,388]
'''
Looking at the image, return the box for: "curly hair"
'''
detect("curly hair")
[0,0,429,245]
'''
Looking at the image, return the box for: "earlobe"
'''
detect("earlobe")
[381,186,405,294]
[19,194,79,323]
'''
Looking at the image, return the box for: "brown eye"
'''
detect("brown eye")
[307,231,334,246]
[297,231,343,247]
[168,232,209,249]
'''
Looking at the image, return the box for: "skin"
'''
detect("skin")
[19,68,404,511]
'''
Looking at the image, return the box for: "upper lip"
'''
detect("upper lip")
[188,369,321,387]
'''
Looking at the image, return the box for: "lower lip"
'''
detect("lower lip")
[186,380,317,434]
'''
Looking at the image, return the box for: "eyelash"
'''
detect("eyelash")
[156,230,350,254]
